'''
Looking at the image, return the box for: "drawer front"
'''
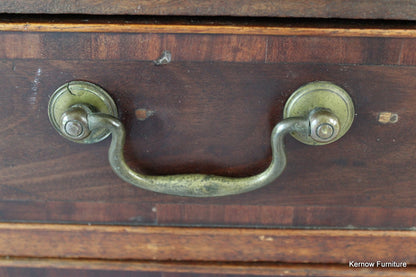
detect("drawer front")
[1,23,416,229]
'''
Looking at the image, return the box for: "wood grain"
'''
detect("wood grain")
[1,56,416,228]
[1,22,416,38]
[0,0,416,20]
[0,31,415,65]
[0,200,416,229]
[1,30,416,228]
[0,259,415,276]
[0,223,415,264]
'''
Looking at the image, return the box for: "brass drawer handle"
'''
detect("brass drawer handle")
[48,81,354,197]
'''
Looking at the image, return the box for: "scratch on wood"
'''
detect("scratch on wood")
[265,37,269,63]
[398,40,404,64]
[31,68,42,92]
[378,112,398,124]
[29,68,42,106]
[153,50,171,65]
[259,235,274,241]
[128,216,143,222]
[135,109,155,121]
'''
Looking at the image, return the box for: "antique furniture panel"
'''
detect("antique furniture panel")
[0,23,415,229]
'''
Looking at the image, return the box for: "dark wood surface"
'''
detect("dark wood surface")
[1,27,416,228]
[1,30,416,65]
[0,258,415,277]
[0,0,416,20]
[0,224,415,264]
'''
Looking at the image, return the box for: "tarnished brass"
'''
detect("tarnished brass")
[60,105,92,140]
[48,81,118,144]
[283,81,355,145]
[48,81,354,197]
[309,108,340,143]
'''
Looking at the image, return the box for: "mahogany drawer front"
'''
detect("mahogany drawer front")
[1,23,416,229]
[0,261,415,277]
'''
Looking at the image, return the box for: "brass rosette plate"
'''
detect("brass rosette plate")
[48,81,118,144]
[283,81,355,145]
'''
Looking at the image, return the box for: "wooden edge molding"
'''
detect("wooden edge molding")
[0,258,415,276]
[1,22,416,38]
[0,223,415,264]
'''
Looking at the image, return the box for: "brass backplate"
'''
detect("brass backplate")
[48,81,118,144]
[283,81,355,145]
